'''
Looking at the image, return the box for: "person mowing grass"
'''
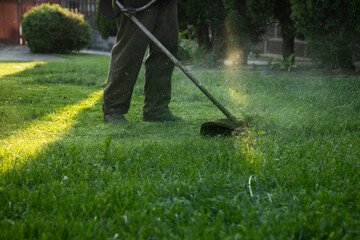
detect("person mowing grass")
[101,0,181,123]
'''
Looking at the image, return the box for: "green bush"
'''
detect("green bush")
[178,27,197,61]
[177,27,218,67]
[22,4,92,53]
[291,0,360,69]
[267,53,297,71]
[96,0,117,39]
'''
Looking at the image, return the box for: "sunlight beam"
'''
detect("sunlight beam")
[0,90,102,172]
[0,62,45,78]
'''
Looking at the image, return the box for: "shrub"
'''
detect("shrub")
[267,53,297,71]
[177,27,219,67]
[95,0,117,39]
[178,27,197,61]
[22,4,92,53]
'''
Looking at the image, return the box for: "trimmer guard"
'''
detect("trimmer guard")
[200,119,242,136]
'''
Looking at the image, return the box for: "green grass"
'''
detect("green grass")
[1,54,359,239]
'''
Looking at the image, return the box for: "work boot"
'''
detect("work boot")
[104,114,128,124]
[143,111,181,122]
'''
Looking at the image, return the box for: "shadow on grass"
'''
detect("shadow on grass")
[0,56,111,173]
[0,55,110,139]
[0,90,103,172]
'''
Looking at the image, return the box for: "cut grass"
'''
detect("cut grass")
[0,54,359,239]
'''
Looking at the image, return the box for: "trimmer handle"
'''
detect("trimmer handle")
[117,0,158,15]
[100,0,157,19]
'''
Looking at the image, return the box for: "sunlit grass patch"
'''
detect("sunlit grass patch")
[0,61,45,78]
[0,90,102,172]
[0,55,109,137]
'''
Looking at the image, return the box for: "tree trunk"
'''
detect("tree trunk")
[275,0,295,62]
[196,23,212,52]
[281,24,295,62]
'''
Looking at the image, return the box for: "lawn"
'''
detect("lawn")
[0,54,359,239]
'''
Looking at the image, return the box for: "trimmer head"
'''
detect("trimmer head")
[200,119,247,136]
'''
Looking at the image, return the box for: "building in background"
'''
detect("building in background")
[261,22,308,58]
[0,0,100,46]
[0,0,61,45]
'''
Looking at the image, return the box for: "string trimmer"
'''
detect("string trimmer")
[100,0,246,136]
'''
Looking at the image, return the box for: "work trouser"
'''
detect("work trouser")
[102,0,179,116]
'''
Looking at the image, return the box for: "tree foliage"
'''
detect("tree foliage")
[178,0,267,63]
[177,0,228,59]
[93,0,360,69]
[291,0,360,68]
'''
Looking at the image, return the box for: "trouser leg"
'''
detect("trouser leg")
[143,0,179,116]
[103,1,159,115]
